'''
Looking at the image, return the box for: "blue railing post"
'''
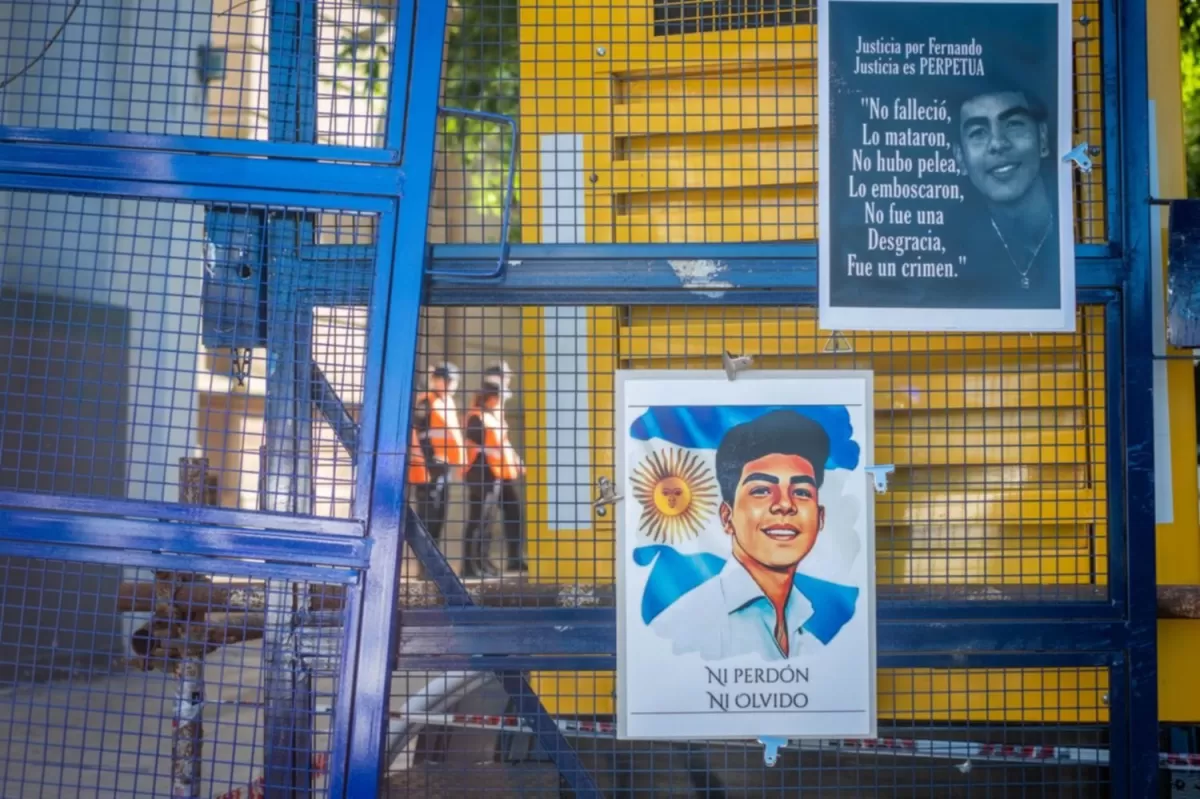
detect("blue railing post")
[1117,0,1159,789]
[341,0,452,793]
[260,1,320,796]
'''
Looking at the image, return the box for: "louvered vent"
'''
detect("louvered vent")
[653,0,814,36]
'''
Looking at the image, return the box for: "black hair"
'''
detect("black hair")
[714,409,831,503]
[953,72,1048,132]
[432,362,460,381]
[484,362,511,380]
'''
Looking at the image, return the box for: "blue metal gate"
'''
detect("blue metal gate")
[0,0,1157,796]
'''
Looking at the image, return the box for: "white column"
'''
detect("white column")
[539,134,592,531]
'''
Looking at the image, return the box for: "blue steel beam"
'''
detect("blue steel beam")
[1108,652,1132,792]
[0,542,359,585]
[424,244,1125,305]
[260,2,321,796]
[0,127,400,164]
[311,363,360,458]
[201,243,1128,311]
[339,0,447,794]
[0,142,404,196]
[1105,298,1129,620]
[0,490,363,537]
[337,0,593,792]
[261,221,319,799]
[0,508,368,567]
[0,168,396,212]
[394,613,1131,658]
[395,652,1114,672]
[1116,0,1159,788]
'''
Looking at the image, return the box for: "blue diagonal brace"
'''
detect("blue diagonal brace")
[310,362,359,457]
[404,507,603,797]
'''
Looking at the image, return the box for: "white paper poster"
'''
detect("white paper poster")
[818,0,1077,332]
[615,370,877,740]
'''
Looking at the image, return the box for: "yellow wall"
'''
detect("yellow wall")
[517,0,1176,723]
[1147,0,1200,724]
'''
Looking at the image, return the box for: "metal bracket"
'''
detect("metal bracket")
[722,350,753,381]
[865,464,895,494]
[592,476,622,518]
[425,107,519,281]
[194,43,227,85]
[231,347,253,387]
[1062,142,1093,173]
[758,736,787,767]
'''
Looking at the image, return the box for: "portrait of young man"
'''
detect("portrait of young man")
[648,409,858,661]
[950,73,1063,309]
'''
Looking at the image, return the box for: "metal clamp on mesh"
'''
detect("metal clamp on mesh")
[426,107,519,280]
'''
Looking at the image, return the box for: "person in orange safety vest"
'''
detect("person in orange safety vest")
[461,361,527,578]
[410,362,466,560]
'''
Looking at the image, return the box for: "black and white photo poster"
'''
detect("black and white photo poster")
[818,0,1076,332]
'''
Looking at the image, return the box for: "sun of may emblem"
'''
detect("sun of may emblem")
[630,447,718,543]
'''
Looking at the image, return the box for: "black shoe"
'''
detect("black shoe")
[505,559,529,574]
[461,546,483,579]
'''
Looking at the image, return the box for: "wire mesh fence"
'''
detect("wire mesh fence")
[0,189,376,521]
[403,303,1111,605]
[430,0,1107,247]
[0,0,394,150]
[381,665,1112,797]
[0,556,348,798]
[0,0,1141,794]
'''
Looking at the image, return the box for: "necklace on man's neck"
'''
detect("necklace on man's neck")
[991,214,1054,289]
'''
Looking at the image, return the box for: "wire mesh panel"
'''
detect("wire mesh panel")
[0,0,1152,791]
[0,0,395,151]
[429,0,1107,247]
[403,303,1110,604]
[0,554,351,798]
[0,189,377,522]
[381,663,1112,796]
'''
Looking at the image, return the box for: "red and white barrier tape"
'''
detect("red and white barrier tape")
[212,754,329,799]
[415,712,1200,773]
[209,711,1200,796]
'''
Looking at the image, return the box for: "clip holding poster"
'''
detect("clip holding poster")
[817,0,1077,333]
[614,370,878,742]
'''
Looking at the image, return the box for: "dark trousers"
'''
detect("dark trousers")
[413,465,450,545]
[410,465,450,578]
[462,472,526,577]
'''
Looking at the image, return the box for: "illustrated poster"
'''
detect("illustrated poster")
[615,371,877,740]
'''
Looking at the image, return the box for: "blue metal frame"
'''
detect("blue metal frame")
[0,0,1157,793]
[1115,0,1159,792]
[0,127,402,164]
[424,244,1125,305]
[426,107,519,280]
[401,1,1152,796]
[339,0,446,792]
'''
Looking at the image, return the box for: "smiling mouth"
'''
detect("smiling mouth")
[761,526,801,541]
[988,163,1020,179]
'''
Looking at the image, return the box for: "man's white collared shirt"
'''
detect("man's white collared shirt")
[648,557,826,661]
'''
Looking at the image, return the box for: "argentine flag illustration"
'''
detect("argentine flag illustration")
[627,404,863,646]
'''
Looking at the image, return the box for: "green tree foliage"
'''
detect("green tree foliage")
[331,0,521,239]
[1183,0,1200,195]
[440,0,521,238]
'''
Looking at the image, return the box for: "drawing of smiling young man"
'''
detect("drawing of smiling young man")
[648,410,856,661]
